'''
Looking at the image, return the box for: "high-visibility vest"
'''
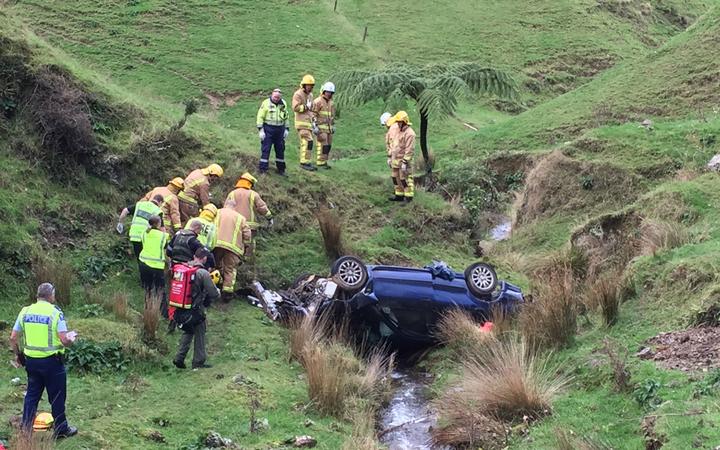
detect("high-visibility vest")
[185,216,216,249]
[139,228,168,270]
[129,201,161,243]
[256,98,289,128]
[18,301,65,358]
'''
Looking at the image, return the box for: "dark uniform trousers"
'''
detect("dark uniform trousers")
[22,354,69,433]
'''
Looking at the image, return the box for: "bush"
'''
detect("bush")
[633,379,662,410]
[77,303,105,318]
[519,263,577,349]
[31,256,74,307]
[65,339,128,374]
[601,338,633,393]
[316,207,346,261]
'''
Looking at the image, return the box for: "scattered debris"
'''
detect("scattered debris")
[230,373,258,388]
[284,435,317,448]
[644,327,720,371]
[304,418,315,428]
[640,119,654,130]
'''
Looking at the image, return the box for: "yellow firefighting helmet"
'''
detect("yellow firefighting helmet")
[205,163,224,177]
[210,270,221,286]
[33,412,54,431]
[393,111,412,125]
[300,74,315,86]
[169,177,185,190]
[202,203,218,216]
[236,172,258,188]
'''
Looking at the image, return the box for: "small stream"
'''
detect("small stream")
[378,216,512,449]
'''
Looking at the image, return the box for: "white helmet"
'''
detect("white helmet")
[321,81,335,93]
[380,112,392,126]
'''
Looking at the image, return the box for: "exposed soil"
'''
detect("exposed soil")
[204,90,258,109]
[640,327,720,372]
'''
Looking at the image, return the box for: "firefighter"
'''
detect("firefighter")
[390,111,415,202]
[185,204,218,249]
[224,173,273,231]
[381,112,401,199]
[178,164,224,224]
[9,283,78,438]
[213,202,252,300]
[292,74,316,171]
[138,215,170,317]
[313,82,336,169]
[256,88,289,176]
[172,247,220,369]
[117,194,164,259]
[143,177,184,234]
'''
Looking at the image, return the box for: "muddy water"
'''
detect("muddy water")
[379,371,444,450]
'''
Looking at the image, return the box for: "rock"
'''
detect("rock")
[141,430,166,443]
[251,417,270,431]
[10,378,22,386]
[203,431,237,448]
[709,154,720,171]
[285,435,317,448]
[640,119,654,130]
[637,347,654,359]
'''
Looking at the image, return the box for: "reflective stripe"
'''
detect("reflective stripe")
[129,201,161,242]
[20,304,64,357]
[249,191,257,225]
[139,229,168,269]
[276,159,285,162]
[318,111,332,116]
[295,120,312,128]
[259,158,269,163]
[178,191,198,205]
[215,216,246,255]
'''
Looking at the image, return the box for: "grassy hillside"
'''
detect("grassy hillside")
[3,0,720,449]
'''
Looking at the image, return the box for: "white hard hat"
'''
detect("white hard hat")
[321,82,335,93]
[380,112,392,126]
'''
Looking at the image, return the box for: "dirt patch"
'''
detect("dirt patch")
[513,150,638,227]
[640,326,720,372]
[571,210,642,277]
[204,90,258,109]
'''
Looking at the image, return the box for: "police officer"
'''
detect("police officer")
[256,88,290,175]
[9,283,78,438]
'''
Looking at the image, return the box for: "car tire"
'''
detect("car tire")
[331,256,368,292]
[465,262,498,296]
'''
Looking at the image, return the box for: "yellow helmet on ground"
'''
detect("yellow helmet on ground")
[393,111,412,125]
[169,177,185,190]
[301,74,315,86]
[236,172,258,188]
[33,412,54,431]
[205,163,224,177]
[210,269,221,286]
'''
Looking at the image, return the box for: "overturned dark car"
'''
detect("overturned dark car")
[251,256,524,345]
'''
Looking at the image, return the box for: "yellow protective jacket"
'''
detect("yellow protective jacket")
[144,185,181,231]
[16,301,65,358]
[185,214,217,249]
[224,188,271,230]
[139,228,169,270]
[312,96,335,133]
[214,207,252,257]
[392,126,416,168]
[178,169,211,207]
[385,122,400,158]
[292,88,314,131]
[256,97,290,128]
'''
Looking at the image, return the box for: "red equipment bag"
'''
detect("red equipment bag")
[169,263,199,310]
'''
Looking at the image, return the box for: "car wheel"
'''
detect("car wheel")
[331,256,368,292]
[465,262,498,296]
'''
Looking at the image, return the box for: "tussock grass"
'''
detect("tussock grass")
[341,407,382,450]
[436,309,496,358]
[554,428,613,450]
[640,218,690,256]
[584,271,622,326]
[141,293,161,343]
[31,256,74,307]
[434,337,569,447]
[112,292,131,322]
[520,263,577,349]
[9,430,55,450]
[316,208,346,261]
[289,313,394,417]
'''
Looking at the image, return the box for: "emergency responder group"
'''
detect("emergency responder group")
[256,75,416,201]
[116,166,272,369]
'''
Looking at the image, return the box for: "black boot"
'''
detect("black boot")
[300,163,317,171]
[389,195,404,202]
[404,196,413,203]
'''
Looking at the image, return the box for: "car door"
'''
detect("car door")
[432,274,488,323]
[370,266,436,337]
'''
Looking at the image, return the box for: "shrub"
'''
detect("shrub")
[31,256,74,307]
[65,339,128,374]
[585,271,621,326]
[601,338,633,393]
[316,207,346,261]
[519,264,577,349]
[640,219,690,256]
[77,303,105,318]
[633,379,662,410]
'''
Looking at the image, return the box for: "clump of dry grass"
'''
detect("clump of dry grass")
[316,207,346,261]
[640,219,690,256]
[341,406,383,450]
[601,338,633,393]
[9,430,55,450]
[520,264,577,350]
[142,294,161,343]
[436,309,495,356]
[433,337,569,448]
[554,428,613,450]
[584,271,621,326]
[112,292,131,322]
[31,256,74,307]
[288,313,394,417]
